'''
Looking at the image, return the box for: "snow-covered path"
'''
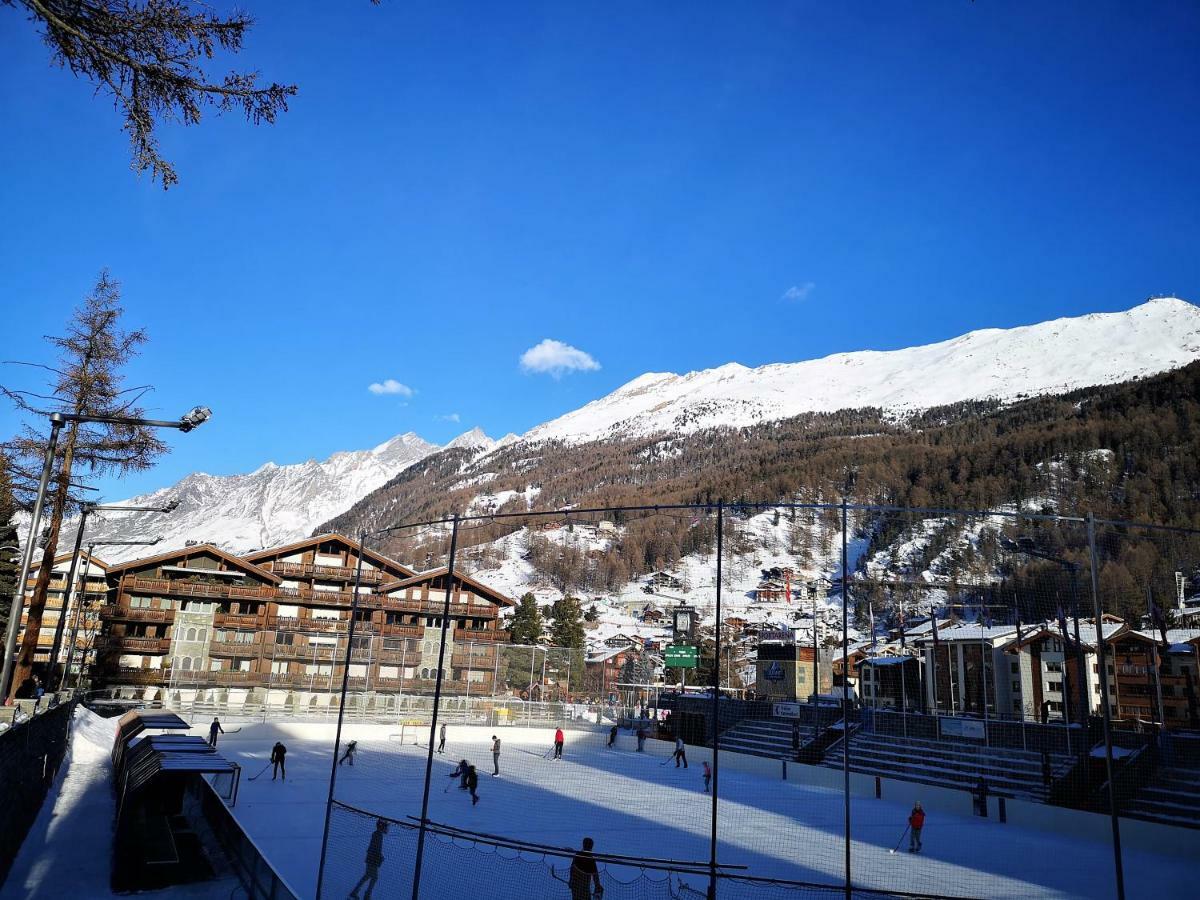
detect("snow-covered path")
[1,707,118,899]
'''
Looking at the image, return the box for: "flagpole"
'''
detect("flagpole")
[1148,587,1166,731]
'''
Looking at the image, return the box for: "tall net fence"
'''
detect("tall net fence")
[306,503,1198,900]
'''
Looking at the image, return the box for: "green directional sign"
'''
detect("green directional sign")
[665,644,698,669]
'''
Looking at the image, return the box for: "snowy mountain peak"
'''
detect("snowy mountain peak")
[446,427,496,451]
[522,298,1200,445]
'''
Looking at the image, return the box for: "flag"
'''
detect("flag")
[1148,588,1170,649]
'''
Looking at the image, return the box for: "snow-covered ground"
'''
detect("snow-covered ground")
[1,707,240,900]
[212,722,1192,900]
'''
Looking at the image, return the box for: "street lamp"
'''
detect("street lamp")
[48,499,178,686]
[1,407,210,699]
[61,536,162,690]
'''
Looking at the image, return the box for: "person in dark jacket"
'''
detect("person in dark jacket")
[465,765,480,805]
[207,717,224,747]
[271,741,287,781]
[437,723,447,754]
[569,837,602,900]
[339,739,358,766]
[448,759,471,789]
[607,725,618,748]
[492,735,502,775]
[349,818,388,899]
[673,736,687,768]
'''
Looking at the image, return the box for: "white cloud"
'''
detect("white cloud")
[437,412,461,423]
[519,339,601,378]
[367,379,415,397]
[781,282,815,302]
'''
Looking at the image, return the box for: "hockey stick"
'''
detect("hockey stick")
[247,761,273,782]
[888,825,910,855]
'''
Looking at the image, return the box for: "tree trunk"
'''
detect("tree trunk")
[8,424,77,700]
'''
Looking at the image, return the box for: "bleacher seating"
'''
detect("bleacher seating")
[718,718,815,758]
[1123,766,1200,828]
[822,730,1072,800]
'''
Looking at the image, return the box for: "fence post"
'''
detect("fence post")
[841,496,852,900]
[707,502,723,900]
[1087,513,1125,900]
[314,530,369,900]
[411,514,461,900]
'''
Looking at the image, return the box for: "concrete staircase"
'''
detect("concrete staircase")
[822,731,1071,800]
[718,718,814,758]
[1123,767,1200,828]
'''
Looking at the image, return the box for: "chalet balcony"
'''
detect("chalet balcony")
[208,640,266,658]
[387,596,498,619]
[99,635,171,653]
[379,624,424,639]
[113,667,168,685]
[214,612,268,629]
[268,560,387,584]
[123,575,276,601]
[268,615,349,633]
[100,605,176,624]
[267,644,340,662]
[452,627,506,642]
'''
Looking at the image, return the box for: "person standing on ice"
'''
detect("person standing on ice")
[465,764,480,805]
[702,761,711,792]
[339,739,358,766]
[207,717,224,747]
[349,817,388,899]
[908,802,925,852]
[554,727,565,759]
[437,723,447,754]
[569,837,603,900]
[673,736,688,768]
[270,741,287,781]
[491,735,502,775]
[607,725,617,749]
[636,726,646,752]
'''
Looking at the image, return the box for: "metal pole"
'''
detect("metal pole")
[1087,514,1125,900]
[314,531,368,900]
[840,496,852,900]
[411,515,460,900]
[1070,572,1088,727]
[813,583,819,703]
[980,595,990,748]
[1,415,63,700]
[707,502,723,900]
[66,540,98,690]
[48,507,89,685]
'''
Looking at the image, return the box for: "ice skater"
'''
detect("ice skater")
[437,723,447,754]
[492,735,502,775]
[349,817,388,899]
[607,725,617,749]
[466,764,480,805]
[908,802,925,853]
[569,837,602,900]
[673,736,688,768]
[702,761,711,793]
[636,727,646,752]
[448,759,471,790]
[271,741,287,781]
[554,727,565,759]
[339,739,358,766]
[207,717,224,747]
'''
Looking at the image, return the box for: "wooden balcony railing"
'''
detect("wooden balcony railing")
[269,616,349,633]
[207,640,265,657]
[100,605,175,624]
[114,667,168,685]
[214,612,267,629]
[267,643,339,662]
[268,560,387,584]
[123,575,276,601]
[99,635,171,653]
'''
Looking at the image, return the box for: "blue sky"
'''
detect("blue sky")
[2,1,1198,501]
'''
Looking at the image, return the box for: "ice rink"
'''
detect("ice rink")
[212,722,1194,900]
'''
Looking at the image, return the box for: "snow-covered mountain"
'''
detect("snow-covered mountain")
[523,298,1200,444]
[65,431,487,561]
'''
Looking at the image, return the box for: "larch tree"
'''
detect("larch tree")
[3,0,313,188]
[0,457,18,641]
[2,271,167,698]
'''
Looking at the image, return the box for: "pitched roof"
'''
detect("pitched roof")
[104,543,281,583]
[378,567,516,607]
[29,549,110,572]
[243,533,415,578]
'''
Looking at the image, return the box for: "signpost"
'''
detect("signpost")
[665,644,698,669]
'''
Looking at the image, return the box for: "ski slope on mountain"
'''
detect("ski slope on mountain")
[523,298,1200,444]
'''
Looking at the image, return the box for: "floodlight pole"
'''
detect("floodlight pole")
[840,496,852,900]
[1,406,209,700]
[707,501,723,900]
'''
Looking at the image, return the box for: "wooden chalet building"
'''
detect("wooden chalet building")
[1109,630,1200,727]
[17,549,109,671]
[93,533,515,699]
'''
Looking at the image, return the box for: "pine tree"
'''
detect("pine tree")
[7,0,299,188]
[2,272,167,698]
[584,604,600,623]
[550,596,586,650]
[508,593,544,645]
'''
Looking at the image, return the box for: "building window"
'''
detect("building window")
[271,661,288,674]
